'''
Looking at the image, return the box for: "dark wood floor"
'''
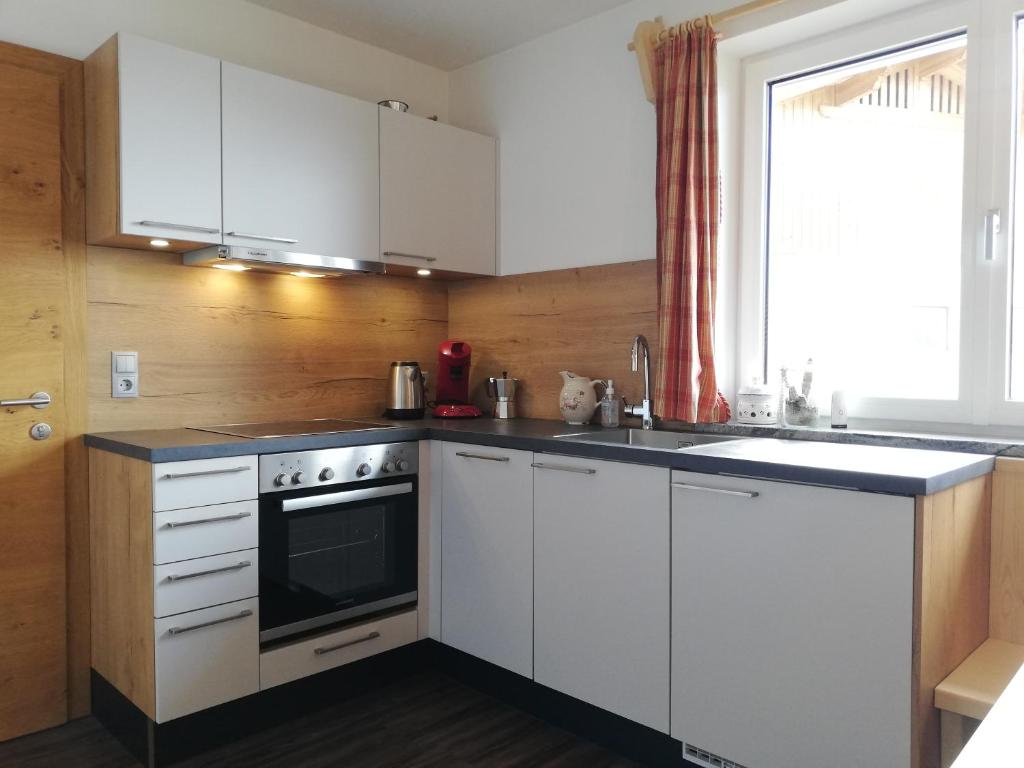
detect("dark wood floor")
[0,671,639,767]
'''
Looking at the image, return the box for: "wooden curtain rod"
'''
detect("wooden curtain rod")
[627,0,787,103]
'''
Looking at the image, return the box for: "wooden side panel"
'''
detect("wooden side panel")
[86,247,449,431]
[83,36,118,248]
[913,474,991,768]
[447,261,657,419]
[89,448,155,720]
[991,457,1024,643]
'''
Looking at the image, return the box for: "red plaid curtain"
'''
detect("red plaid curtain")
[653,21,731,423]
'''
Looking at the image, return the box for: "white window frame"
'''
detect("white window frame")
[736,0,997,424]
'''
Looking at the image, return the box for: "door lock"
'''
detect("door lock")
[29,423,52,441]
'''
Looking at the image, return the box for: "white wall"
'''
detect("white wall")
[0,0,448,119]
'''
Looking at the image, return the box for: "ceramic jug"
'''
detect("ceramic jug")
[558,371,601,425]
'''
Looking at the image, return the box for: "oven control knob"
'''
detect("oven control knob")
[356,462,372,478]
[274,472,290,487]
[292,471,306,485]
[397,459,410,472]
[319,467,335,482]
[382,461,395,473]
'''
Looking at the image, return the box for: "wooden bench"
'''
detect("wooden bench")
[935,638,1024,767]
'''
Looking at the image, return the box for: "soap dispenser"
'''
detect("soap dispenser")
[599,379,620,428]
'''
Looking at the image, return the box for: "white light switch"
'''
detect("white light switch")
[112,351,139,398]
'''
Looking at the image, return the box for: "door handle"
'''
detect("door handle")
[1,391,51,409]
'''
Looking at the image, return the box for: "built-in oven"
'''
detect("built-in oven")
[257,442,418,645]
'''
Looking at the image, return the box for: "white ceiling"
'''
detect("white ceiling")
[246,0,634,71]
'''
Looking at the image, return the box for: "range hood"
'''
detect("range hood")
[183,245,387,277]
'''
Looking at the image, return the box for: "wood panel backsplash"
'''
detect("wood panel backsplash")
[87,247,449,432]
[448,260,658,420]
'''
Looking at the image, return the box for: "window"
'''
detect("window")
[766,36,966,403]
[738,0,1024,425]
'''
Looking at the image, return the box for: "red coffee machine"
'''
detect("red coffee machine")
[432,340,482,418]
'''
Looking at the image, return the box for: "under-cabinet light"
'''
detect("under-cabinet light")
[291,271,328,279]
[212,263,250,272]
[150,239,170,248]
[417,269,432,276]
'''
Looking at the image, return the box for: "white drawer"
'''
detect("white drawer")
[152,455,258,512]
[154,548,258,618]
[155,597,259,722]
[153,500,258,565]
[259,609,418,691]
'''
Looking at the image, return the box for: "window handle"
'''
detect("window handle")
[984,209,1002,261]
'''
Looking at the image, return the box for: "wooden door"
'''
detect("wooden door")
[441,442,534,677]
[0,61,68,740]
[380,107,497,275]
[670,471,913,768]
[222,62,379,261]
[533,457,670,732]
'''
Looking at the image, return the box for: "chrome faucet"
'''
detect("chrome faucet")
[625,334,654,430]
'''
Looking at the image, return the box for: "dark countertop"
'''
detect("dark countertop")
[85,417,995,496]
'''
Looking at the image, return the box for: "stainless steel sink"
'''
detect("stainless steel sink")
[555,428,742,451]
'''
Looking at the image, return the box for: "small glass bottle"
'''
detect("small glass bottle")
[600,379,620,428]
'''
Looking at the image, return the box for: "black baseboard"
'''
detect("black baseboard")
[92,640,694,767]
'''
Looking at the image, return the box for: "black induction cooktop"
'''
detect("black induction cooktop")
[188,418,396,439]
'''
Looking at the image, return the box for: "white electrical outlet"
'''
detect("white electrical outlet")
[111,351,139,398]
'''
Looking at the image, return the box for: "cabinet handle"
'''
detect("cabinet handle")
[531,462,597,475]
[163,511,252,529]
[382,251,437,263]
[671,482,759,499]
[165,560,252,582]
[314,631,381,656]
[455,451,510,462]
[226,231,298,244]
[160,465,251,480]
[134,220,220,234]
[167,609,253,636]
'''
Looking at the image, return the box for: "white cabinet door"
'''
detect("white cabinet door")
[671,471,913,768]
[154,597,259,723]
[533,457,670,732]
[117,34,222,243]
[222,63,379,261]
[441,442,533,677]
[380,108,496,275]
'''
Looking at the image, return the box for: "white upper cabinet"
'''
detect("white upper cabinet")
[671,471,913,768]
[441,443,534,677]
[221,63,379,261]
[533,457,671,732]
[379,107,497,275]
[86,34,222,248]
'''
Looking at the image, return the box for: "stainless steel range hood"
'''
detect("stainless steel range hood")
[183,245,387,276]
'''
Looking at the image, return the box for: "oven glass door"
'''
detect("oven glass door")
[259,476,417,643]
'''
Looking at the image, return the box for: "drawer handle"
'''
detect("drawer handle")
[165,560,252,582]
[160,465,252,480]
[163,511,253,529]
[134,220,220,234]
[314,631,382,656]
[531,462,597,475]
[167,608,253,636]
[455,451,510,462]
[671,482,759,499]
[382,251,437,263]
[226,231,299,244]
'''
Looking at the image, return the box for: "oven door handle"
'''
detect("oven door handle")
[280,482,414,512]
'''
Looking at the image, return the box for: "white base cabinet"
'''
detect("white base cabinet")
[441,442,534,677]
[533,456,670,732]
[670,470,913,768]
